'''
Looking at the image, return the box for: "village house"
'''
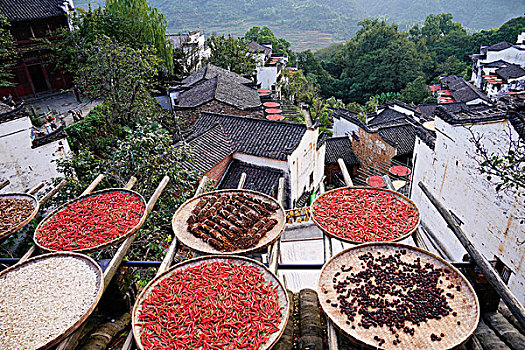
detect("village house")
[182,112,326,208]
[438,75,492,105]
[471,31,525,89]
[410,97,525,303]
[332,102,419,178]
[167,64,263,131]
[248,41,289,99]
[323,136,360,185]
[167,31,211,75]
[0,0,74,98]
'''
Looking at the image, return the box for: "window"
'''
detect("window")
[493,257,513,284]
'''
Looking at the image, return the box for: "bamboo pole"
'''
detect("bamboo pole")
[237,173,247,189]
[38,180,67,206]
[102,176,169,290]
[121,176,208,350]
[269,177,285,274]
[0,179,9,191]
[20,177,103,266]
[337,158,353,186]
[27,182,44,195]
[418,181,525,330]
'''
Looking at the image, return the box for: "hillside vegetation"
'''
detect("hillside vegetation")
[75,0,524,50]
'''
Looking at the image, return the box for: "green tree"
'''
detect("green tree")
[75,36,160,125]
[105,0,173,74]
[0,14,18,87]
[399,76,433,104]
[244,26,292,56]
[207,34,256,75]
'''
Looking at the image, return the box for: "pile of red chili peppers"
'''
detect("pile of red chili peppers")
[312,188,419,242]
[138,261,283,350]
[36,191,145,251]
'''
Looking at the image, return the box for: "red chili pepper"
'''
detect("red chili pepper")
[313,188,419,242]
[137,261,283,350]
[36,191,145,250]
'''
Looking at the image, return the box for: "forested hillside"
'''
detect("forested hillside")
[74,0,524,50]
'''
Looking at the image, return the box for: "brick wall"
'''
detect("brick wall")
[175,100,264,132]
[351,128,396,171]
[204,154,233,186]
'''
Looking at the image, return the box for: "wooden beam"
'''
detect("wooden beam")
[337,158,353,186]
[418,181,525,330]
[237,173,247,190]
[81,174,104,196]
[269,177,285,275]
[0,179,9,191]
[38,180,67,206]
[27,182,44,195]
[102,176,169,290]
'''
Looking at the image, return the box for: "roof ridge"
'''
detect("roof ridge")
[200,112,308,129]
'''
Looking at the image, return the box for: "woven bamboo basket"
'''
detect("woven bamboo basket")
[132,255,290,350]
[318,243,480,349]
[34,188,147,253]
[0,252,104,350]
[0,193,39,241]
[310,186,421,244]
[172,189,286,255]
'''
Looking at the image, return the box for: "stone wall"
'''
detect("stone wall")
[351,128,396,171]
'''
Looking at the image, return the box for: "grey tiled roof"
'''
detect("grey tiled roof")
[486,41,513,51]
[483,60,508,68]
[247,41,272,56]
[441,76,490,103]
[417,103,488,122]
[180,63,251,88]
[0,0,66,22]
[379,124,417,156]
[495,64,525,80]
[182,124,233,175]
[218,160,284,197]
[192,113,307,161]
[325,137,360,166]
[368,108,408,127]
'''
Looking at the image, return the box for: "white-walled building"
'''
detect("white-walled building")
[0,106,70,192]
[168,31,211,74]
[410,101,525,303]
[187,112,325,208]
[471,31,525,90]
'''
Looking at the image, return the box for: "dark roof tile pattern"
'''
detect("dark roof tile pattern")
[417,103,488,122]
[484,60,509,68]
[415,124,437,150]
[325,137,360,166]
[441,76,490,103]
[486,41,513,51]
[218,160,284,197]
[180,63,251,88]
[182,124,233,175]
[495,64,525,80]
[368,108,408,127]
[192,113,307,161]
[379,124,417,156]
[177,75,261,110]
[247,41,272,55]
[0,0,66,22]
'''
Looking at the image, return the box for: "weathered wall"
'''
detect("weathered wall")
[175,100,264,132]
[257,66,279,90]
[332,116,359,138]
[411,118,525,303]
[351,128,396,171]
[0,116,70,192]
[205,154,232,186]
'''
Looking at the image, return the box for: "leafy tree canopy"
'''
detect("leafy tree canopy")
[0,14,18,88]
[206,34,256,75]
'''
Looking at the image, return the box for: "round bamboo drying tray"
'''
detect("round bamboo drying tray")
[0,252,103,350]
[132,255,290,350]
[310,186,421,244]
[34,188,147,253]
[318,243,480,350]
[0,193,39,241]
[172,189,286,255]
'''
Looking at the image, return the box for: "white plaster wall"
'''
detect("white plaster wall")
[232,153,287,172]
[0,117,70,192]
[484,47,525,68]
[333,117,359,138]
[411,118,525,303]
[256,66,278,90]
[288,128,323,205]
[391,104,415,117]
